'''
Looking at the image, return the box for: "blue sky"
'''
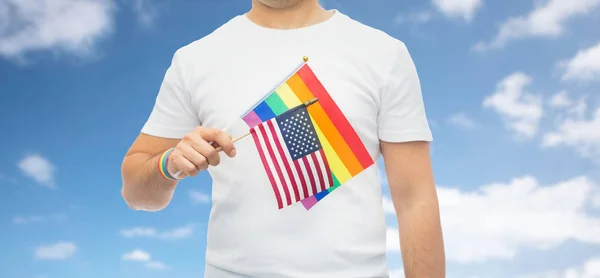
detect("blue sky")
[1,0,600,277]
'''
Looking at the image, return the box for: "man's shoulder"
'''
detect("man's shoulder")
[333,12,411,71]
[337,12,407,50]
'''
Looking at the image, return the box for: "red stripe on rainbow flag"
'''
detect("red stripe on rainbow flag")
[296,65,374,169]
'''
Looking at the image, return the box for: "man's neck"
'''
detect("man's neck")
[246,0,333,30]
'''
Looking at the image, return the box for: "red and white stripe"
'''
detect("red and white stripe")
[250,118,333,209]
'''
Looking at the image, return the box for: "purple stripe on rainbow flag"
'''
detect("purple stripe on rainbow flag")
[242,111,263,128]
[301,196,318,210]
[301,190,330,210]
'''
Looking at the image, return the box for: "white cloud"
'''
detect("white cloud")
[474,0,600,51]
[443,176,600,263]
[559,41,600,83]
[567,97,589,120]
[0,0,116,63]
[159,226,193,239]
[394,11,433,25]
[382,196,395,214]
[447,112,478,129]
[386,227,401,253]
[122,249,150,261]
[542,107,600,159]
[120,225,193,240]
[120,227,156,238]
[35,241,77,260]
[130,0,157,28]
[432,0,483,22]
[389,268,405,278]
[0,0,158,64]
[548,91,587,121]
[483,72,543,138]
[378,162,388,187]
[122,249,167,270]
[18,154,56,188]
[145,261,167,269]
[549,91,573,109]
[518,257,600,278]
[189,190,211,204]
[13,213,66,224]
[593,184,600,208]
[385,175,600,263]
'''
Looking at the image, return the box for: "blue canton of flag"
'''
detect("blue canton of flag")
[277,106,321,160]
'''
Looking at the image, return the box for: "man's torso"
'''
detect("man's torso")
[173,11,405,277]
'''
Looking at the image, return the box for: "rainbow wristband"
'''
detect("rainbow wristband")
[158,148,178,180]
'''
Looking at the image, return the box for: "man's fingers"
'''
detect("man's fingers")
[180,130,211,170]
[212,132,236,157]
[191,138,220,166]
[169,127,234,180]
[180,144,209,171]
[170,151,200,177]
[199,128,236,158]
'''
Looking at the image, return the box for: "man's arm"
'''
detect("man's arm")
[381,140,445,278]
[121,133,180,212]
[120,48,239,211]
[121,128,235,212]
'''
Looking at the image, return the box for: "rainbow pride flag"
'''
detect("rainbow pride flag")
[241,62,374,210]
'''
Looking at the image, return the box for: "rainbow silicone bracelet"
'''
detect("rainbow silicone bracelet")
[158,148,177,180]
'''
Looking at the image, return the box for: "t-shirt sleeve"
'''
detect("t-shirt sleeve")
[377,42,433,143]
[141,50,201,139]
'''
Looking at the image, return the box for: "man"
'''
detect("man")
[121,0,445,277]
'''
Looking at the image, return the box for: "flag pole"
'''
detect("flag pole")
[215,96,318,152]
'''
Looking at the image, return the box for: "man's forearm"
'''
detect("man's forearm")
[396,189,445,278]
[121,152,178,211]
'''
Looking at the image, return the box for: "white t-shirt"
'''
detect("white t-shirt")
[141,10,432,278]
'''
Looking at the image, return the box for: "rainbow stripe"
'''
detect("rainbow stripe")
[158,148,176,180]
[242,63,374,210]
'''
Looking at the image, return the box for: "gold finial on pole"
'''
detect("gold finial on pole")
[303,56,309,62]
[303,97,318,107]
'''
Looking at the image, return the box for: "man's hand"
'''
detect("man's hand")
[380,140,445,278]
[167,127,237,179]
[121,127,235,211]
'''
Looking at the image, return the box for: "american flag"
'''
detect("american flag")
[250,104,334,209]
